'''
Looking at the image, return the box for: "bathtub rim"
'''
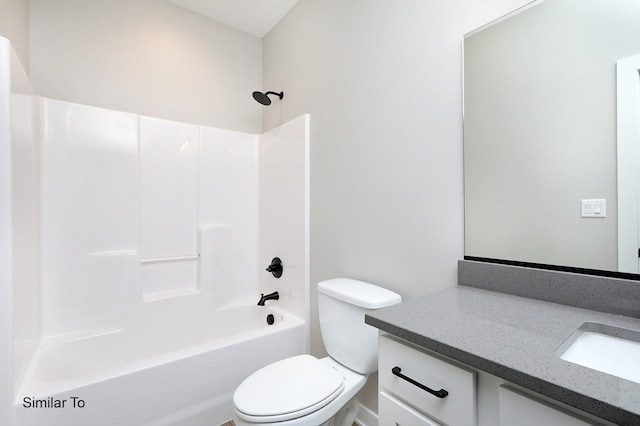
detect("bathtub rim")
[14,304,304,403]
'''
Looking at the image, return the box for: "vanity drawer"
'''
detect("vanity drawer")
[379,335,476,426]
[379,391,442,426]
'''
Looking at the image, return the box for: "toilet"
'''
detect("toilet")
[233,278,401,426]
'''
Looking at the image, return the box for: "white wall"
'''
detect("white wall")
[262,0,531,416]
[29,0,263,133]
[0,0,29,70]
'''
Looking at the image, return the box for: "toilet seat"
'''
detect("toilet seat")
[233,355,345,423]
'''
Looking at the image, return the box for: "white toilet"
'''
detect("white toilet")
[233,278,401,426]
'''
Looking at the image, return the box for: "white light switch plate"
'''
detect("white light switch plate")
[581,199,606,218]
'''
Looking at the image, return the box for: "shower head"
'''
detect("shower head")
[252,91,284,106]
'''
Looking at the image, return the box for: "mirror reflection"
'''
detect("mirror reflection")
[464,0,640,274]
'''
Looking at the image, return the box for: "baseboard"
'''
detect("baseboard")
[355,403,378,426]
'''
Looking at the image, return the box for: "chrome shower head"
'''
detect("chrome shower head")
[252,91,284,106]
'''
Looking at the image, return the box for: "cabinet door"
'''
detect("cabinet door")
[499,386,599,426]
[379,392,442,426]
[379,335,476,426]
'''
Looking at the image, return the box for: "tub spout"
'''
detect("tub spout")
[258,291,279,306]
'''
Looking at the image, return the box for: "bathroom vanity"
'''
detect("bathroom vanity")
[366,261,640,426]
[370,1,640,424]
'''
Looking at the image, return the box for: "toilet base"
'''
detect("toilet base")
[320,396,359,426]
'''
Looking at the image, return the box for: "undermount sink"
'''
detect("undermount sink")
[555,322,640,384]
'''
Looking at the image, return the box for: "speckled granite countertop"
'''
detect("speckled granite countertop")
[365,285,640,426]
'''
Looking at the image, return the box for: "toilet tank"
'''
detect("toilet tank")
[318,278,401,375]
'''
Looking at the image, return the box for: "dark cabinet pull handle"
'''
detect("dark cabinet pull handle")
[392,366,449,398]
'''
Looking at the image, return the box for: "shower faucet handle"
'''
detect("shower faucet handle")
[265,257,283,278]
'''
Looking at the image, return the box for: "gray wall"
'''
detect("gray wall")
[263,0,530,414]
[0,0,29,69]
[29,0,263,133]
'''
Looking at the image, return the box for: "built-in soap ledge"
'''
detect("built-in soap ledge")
[141,255,200,302]
[140,254,200,264]
[139,224,235,303]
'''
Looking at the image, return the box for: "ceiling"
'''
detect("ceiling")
[167,0,301,38]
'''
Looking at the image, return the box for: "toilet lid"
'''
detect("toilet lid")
[233,355,345,421]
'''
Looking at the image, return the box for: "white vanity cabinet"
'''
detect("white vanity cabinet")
[498,386,599,426]
[379,391,442,426]
[378,334,476,426]
[378,334,611,426]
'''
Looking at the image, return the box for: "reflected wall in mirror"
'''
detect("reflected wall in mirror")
[464,0,640,274]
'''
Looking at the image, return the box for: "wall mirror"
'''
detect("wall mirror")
[463,0,640,276]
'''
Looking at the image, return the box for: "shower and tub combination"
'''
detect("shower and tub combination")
[1,38,310,426]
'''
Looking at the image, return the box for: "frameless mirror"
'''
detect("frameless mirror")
[464,0,640,275]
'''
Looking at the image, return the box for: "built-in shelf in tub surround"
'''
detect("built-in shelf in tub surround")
[365,279,640,425]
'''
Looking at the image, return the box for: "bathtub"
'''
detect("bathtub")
[14,304,306,426]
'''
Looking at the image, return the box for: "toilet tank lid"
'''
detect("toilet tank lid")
[317,278,401,309]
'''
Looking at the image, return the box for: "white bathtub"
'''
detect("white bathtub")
[14,304,305,426]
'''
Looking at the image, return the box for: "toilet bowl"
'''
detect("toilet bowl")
[232,278,401,426]
[234,356,366,426]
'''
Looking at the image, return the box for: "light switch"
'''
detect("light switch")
[581,199,606,218]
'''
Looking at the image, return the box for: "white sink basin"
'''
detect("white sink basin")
[556,323,640,383]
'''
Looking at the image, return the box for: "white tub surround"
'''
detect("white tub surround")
[1,38,311,426]
[139,116,200,300]
[39,98,264,333]
[259,115,311,323]
[1,37,37,426]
